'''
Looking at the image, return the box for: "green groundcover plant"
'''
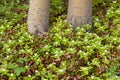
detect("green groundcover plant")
[0,0,120,80]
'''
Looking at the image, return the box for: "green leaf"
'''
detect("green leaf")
[14,67,27,76]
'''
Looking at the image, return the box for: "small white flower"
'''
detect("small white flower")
[104,50,108,53]
[113,38,117,41]
[25,66,28,68]
[46,52,49,54]
[113,1,117,3]
[6,56,9,58]
[31,40,33,43]
[1,68,6,71]
[0,31,3,34]
[28,75,31,77]
[18,39,22,42]
[10,74,14,76]
[28,35,32,38]
[91,76,95,78]
[87,46,90,48]
[34,53,37,56]
[35,70,38,73]
[58,69,64,73]
[21,36,24,39]
[115,75,118,78]
[104,58,107,61]
[71,40,74,43]
[55,54,59,57]
[64,20,67,22]
[8,40,12,43]
[84,52,86,56]
[96,18,99,21]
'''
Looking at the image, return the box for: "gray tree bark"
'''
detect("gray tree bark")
[27,0,50,36]
[67,0,92,28]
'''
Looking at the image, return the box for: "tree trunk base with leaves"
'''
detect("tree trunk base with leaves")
[27,0,50,36]
[67,0,92,28]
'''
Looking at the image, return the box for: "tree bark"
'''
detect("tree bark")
[27,0,50,36]
[67,0,92,28]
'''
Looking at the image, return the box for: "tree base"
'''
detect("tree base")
[67,14,92,28]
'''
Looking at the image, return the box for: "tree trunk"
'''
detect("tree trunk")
[27,0,50,36]
[67,0,92,28]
